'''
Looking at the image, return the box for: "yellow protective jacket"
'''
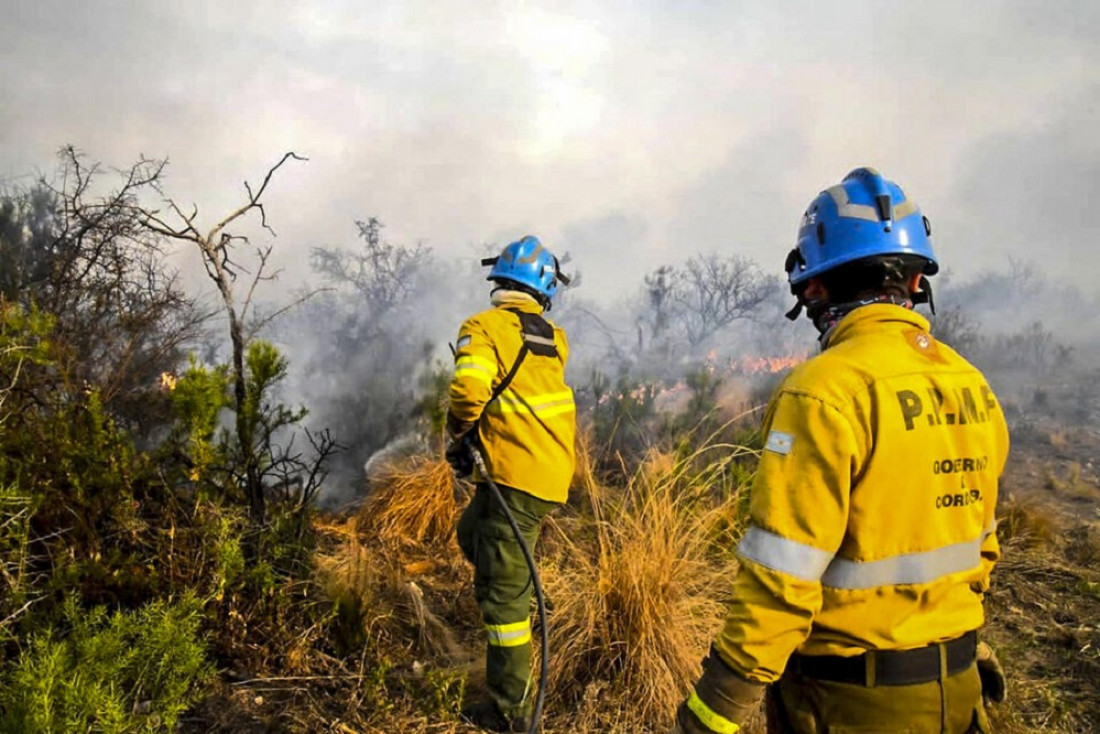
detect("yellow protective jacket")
[715,304,1009,683]
[447,293,576,504]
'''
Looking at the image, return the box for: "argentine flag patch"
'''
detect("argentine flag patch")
[764,430,794,456]
[456,335,472,349]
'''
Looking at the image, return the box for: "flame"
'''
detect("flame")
[158,371,178,392]
[730,354,805,375]
[592,352,806,409]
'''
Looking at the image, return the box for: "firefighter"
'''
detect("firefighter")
[447,235,576,732]
[672,168,1010,734]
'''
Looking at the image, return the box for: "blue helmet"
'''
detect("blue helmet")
[786,167,938,286]
[482,235,569,301]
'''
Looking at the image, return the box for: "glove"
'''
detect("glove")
[445,433,475,478]
[672,647,765,734]
[976,641,1007,703]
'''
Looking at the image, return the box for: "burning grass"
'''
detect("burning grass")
[359,453,463,549]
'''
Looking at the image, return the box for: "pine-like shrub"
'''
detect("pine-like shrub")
[0,594,214,733]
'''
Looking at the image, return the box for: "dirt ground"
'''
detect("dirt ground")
[981,373,1100,732]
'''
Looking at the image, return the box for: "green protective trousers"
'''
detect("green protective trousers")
[456,482,557,719]
[766,663,992,733]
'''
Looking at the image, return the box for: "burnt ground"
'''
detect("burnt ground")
[982,372,1100,732]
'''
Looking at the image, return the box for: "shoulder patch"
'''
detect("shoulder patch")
[456,335,472,349]
[764,430,794,456]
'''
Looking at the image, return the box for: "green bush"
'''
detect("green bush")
[169,357,231,485]
[0,483,34,645]
[0,594,214,734]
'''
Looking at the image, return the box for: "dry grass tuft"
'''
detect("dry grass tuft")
[316,518,401,643]
[400,578,465,661]
[316,517,465,663]
[1045,428,1068,448]
[997,495,1062,548]
[1043,461,1099,500]
[1066,522,1100,567]
[571,421,610,503]
[359,454,463,548]
[541,446,748,731]
[984,531,1100,734]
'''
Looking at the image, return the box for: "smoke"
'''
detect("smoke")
[933,259,1100,433]
[4,0,1098,304]
[261,228,494,504]
[5,0,1099,501]
[941,85,1100,307]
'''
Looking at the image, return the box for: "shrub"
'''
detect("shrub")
[168,357,231,485]
[0,484,34,645]
[0,594,214,733]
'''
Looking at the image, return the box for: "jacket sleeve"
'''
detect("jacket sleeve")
[446,316,496,438]
[556,325,570,366]
[714,388,860,683]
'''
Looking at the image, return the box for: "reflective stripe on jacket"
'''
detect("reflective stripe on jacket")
[715,304,1009,683]
[447,294,576,504]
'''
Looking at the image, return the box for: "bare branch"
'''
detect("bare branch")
[207,151,307,242]
[241,245,274,324]
[247,287,333,340]
[311,216,432,320]
[669,253,778,348]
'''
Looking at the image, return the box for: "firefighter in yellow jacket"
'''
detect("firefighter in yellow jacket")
[673,168,1010,734]
[447,235,576,733]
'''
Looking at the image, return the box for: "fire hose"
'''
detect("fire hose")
[467,444,549,734]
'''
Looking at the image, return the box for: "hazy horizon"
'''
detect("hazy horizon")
[2,0,1097,306]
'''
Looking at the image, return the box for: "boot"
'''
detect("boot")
[461,700,532,732]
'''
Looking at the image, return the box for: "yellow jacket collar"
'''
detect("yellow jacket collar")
[491,289,543,313]
[823,303,930,350]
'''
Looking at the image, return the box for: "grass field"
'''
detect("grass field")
[183,382,1100,733]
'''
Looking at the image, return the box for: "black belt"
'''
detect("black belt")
[786,630,978,687]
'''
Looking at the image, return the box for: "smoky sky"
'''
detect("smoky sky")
[2,0,1098,303]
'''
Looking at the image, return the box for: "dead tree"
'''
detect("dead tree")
[140,152,310,527]
[310,216,431,323]
[671,253,778,348]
